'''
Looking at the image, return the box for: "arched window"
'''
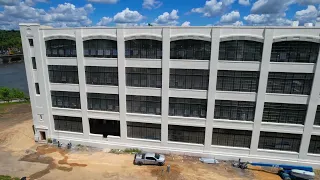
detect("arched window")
[125,39,162,59]
[219,40,263,61]
[46,39,76,57]
[170,39,211,60]
[271,41,319,63]
[83,39,117,58]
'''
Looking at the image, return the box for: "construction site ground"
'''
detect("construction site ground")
[0,102,318,180]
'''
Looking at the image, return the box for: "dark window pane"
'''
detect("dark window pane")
[35,83,40,95]
[126,95,161,115]
[217,70,259,92]
[271,41,319,63]
[219,40,263,61]
[48,65,79,84]
[83,39,117,58]
[85,66,118,86]
[125,39,162,59]
[127,122,161,140]
[54,115,83,133]
[267,72,313,95]
[51,91,81,109]
[89,118,120,137]
[214,100,255,121]
[170,69,209,90]
[29,39,34,46]
[32,57,37,69]
[170,39,211,60]
[212,128,252,148]
[169,97,207,118]
[258,132,301,152]
[309,135,320,154]
[168,125,205,144]
[45,39,76,57]
[126,67,162,88]
[87,93,119,112]
[314,106,320,126]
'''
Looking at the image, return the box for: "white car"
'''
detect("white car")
[134,152,165,166]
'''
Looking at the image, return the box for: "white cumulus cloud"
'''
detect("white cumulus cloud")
[181,21,190,26]
[233,21,243,26]
[0,0,19,6]
[113,8,143,23]
[191,0,235,17]
[238,0,250,6]
[87,0,118,4]
[220,11,240,23]
[96,16,113,26]
[244,14,292,26]
[294,5,319,24]
[142,0,162,9]
[154,9,179,25]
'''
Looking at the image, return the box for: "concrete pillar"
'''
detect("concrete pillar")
[117,28,127,141]
[204,28,220,151]
[299,46,320,158]
[76,29,90,138]
[161,28,170,146]
[250,29,273,154]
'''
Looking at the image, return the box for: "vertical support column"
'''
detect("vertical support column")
[117,28,127,141]
[76,29,90,138]
[161,28,170,146]
[299,47,320,159]
[250,29,273,155]
[204,28,220,151]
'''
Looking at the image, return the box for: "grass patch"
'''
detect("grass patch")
[0,101,29,113]
[0,175,20,180]
[109,148,142,154]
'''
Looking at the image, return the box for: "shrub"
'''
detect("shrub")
[124,148,142,154]
[47,138,52,143]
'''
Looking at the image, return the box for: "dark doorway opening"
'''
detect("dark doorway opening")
[40,131,46,141]
[89,118,120,138]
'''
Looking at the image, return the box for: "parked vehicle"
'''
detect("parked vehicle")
[134,152,165,166]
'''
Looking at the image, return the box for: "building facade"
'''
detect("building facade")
[20,23,320,166]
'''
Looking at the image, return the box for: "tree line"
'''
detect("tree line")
[0,87,29,102]
[0,30,22,54]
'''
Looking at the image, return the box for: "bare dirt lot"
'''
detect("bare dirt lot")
[0,103,303,180]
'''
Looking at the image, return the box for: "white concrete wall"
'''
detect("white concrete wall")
[20,24,320,167]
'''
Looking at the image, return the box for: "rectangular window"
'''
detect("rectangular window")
[217,70,259,92]
[29,39,34,46]
[87,93,119,112]
[126,67,162,88]
[126,95,161,115]
[219,40,263,61]
[214,100,256,121]
[125,39,162,59]
[85,66,118,86]
[51,91,81,109]
[35,83,40,95]
[314,106,320,126]
[267,72,313,95]
[258,132,301,152]
[212,128,252,148]
[169,97,207,118]
[127,122,161,140]
[89,118,120,137]
[309,135,320,154]
[46,39,76,57]
[170,69,209,90]
[32,57,37,69]
[170,40,211,60]
[168,125,205,144]
[48,65,79,84]
[54,115,83,133]
[263,102,307,124]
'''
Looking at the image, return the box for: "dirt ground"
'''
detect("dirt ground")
[0,103,297,180]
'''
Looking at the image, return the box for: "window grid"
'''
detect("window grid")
[267,72,314,95]
[126,95,161,115]
[54,115,83,133]
[217,70,259,92]
[169,97,207,118]
[214,100,256,121]
[32,57,37,69]
[271,41,319,63]
[258,132,302,152]
[212,128,252,148]
[168,125,205,144]
[51,91,81,109]
[125,39,162,59]
[48,65,79,84]
[314,106,320,126]
[45,39,76,57]
[309,135,320,154]
[263,103,307,124]
[170,69,209,90]
[85,66,118,86]
[127,122,161,140]
[83,39,117,58]
[126,67,162,88]
[170,39,211,60]
[219,40,263,61]
[87,93,119,112]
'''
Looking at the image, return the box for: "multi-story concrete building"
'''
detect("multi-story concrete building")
[20,23,320,166]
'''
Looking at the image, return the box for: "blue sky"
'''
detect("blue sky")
[0,0,319,29]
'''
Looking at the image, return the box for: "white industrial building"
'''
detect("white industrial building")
[20,23,320,166]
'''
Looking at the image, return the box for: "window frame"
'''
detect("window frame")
[126,67,162,88]
[169,97,207,118]
[217,70,259,92]
[214,100,256,121]
[45,39,77,57]
[168,125,205,144]
[170,39,211,60]
[170,69,209,90]
[212,128,252,148]
[48,65,79,84]
[53,115,83,133]
[83,39,118,58]
[87,93,119,112]
[51,91,81,109]
[258,131,302,152]
[85,66,118,86]
[127,122,161,140]
[126,95,161,115]
[125,39,162,59]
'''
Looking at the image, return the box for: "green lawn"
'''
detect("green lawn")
[0,101,29,114]
[0,175,20,180]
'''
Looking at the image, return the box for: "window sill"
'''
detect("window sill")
[87,110,120,114]
[218,60,261,63]
[168,116,206,121]
[52,107,82,111]
[47,56,77,59]
[84,57,117,60]
[170,59,210,62]
[307,153,320,157]
[127,113,162,118]
[257,149,299,155]
[54,130,84,135]
[126,58,162,61]
[127,137,161,143]
[261,122,304,127]
[168,141,204,147]
[213,119,254,124]
[265,93,309,97]
[211,145,250,150]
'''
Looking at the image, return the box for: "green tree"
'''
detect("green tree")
[11,88,25,100]
[0,87,13,102]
